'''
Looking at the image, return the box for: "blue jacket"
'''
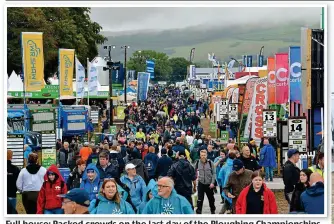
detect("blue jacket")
[217,158,234,204]
[214,156,224,182]
[142,188,194,214]
[120,175,146,208]
[137,179,157,214]
[300,182,324,214]
[155,155,173,178]
[143,153,159,178]
[259,144,277,168]
[172,145,185,153]
[80,163,102,201]
[89,193,135,214]
[24,146,33,159]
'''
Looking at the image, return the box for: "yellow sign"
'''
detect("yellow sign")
[117,106,126,119]
[21,32,45,91]
[258,69,267,78]
[59,49,75,96]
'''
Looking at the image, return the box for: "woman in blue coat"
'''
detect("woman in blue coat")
[120,163,146,208]
[259,138,277,182]
[80,163,102,201]
[137,179,157,214]
[89,179,135,214]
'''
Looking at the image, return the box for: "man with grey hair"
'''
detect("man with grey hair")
[142,177,194,214]
[57,142,74,168]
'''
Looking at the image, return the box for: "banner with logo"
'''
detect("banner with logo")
[112,62,124,90]
[240,77,258,139]
[258,55,264,67]
[267,57,276,106]
[137,72,150,101]
[21,32,45,91]
[247,55,253,67]
[227,87,235,102]
[275,53,289,104]
[117,106,126,119]
[75,57,85,98]
[251,77,268,142]
[231,88,239,103]
[243,55,247,66]
[146,60,155,79]
[289,46,302,103]
[59,49,75,96]
[88,62,98,96]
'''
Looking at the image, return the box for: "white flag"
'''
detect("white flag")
[88,62,98,96]
[75,57,85,98]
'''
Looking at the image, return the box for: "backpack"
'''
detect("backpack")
[144,158,154,172]
[195,159,212,170]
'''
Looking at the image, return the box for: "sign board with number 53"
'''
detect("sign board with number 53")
[288,117,307,140]
[262,110,277,137]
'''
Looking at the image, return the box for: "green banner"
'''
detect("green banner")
[209,122,216,133]
[42,148,56,169]
[110,125,117,135]
[220,131,229,144]
[117,106,126,120]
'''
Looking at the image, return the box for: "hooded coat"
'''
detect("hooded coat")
[137,179,157,214]
[120,175,146,208]
[37,165,68,214]
[80,164,102,201]
[16,163,47,192]
[217,158,234,204]
[89,193,135,214]
[259,145,277,168]
[142,187,194,214]
[23,146,33,160]
[300,182,324,214]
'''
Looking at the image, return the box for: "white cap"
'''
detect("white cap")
[181,131,186,135]
[84,142,89,146]
[125,163,136,170]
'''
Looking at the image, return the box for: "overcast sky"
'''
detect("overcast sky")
[90,7,321,32]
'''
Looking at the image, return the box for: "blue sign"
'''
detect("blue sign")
[146,60,155,79]
[258,55,264,67]
[112,62,124,86]
[246,55,252,67]
[137,72,150,101]
[208,80,223,90]
[289,46,302,103]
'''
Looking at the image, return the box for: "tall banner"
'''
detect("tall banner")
[137,72,150,101]
[267,57,276,106]
[232,88,239,104]
[275,53,289,104]
[227,87,235,102]
[88,62,98,96]
[258,55,264,67]
[289,46,302,103]
[251,77,268,142]
[75,57,85,98]
[247,55,253,67]
[21,32,45,91]
[59,49,75,96]
[146,60,155,79]
[240,77,258,139]
[243,55,247,66]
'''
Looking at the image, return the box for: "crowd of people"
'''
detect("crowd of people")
[7,85,325,215]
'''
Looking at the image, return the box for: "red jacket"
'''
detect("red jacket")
[236,183,278,214]
[36,165,68,214]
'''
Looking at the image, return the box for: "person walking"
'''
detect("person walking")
[58,188,90,214]
[79,142,92,162]
[144,146,159,181]
[195,150,216,214]
[236,171,277,214]
[167,151,197,208]
[240,146,261,172]
[80,164,102,201]
[283,149,301,207]
[223,159,253,214]
[259,138,277,181]
[7,150,20,212]
[57,142,75,168]
[155,148,173,178]
[67,158,86,190]
[16,153,47,214]
[300,173,324,214]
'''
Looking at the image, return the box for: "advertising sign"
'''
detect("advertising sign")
[288,117,307,152]
[42,148,57,169]
[220,131,229,144]
[228,103,238,122]
[289,46,302,103]
[262,110,277,137]
[59,49,75,96]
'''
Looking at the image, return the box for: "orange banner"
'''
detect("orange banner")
[267,57,276,105]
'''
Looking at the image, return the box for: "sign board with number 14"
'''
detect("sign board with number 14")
[288,117,307,152]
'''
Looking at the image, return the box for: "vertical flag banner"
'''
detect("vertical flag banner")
[88,62,98,96]
[232,88,239,104]
[146,60,155,79]
[258,55,264,67]
[240,77,258,139]
[251,77,268,142]
[59,49,75,96]
[75,57,85,98]
[243,55,247,66]
[289,46,302,103]
[246,55,253,67]
[137,72,150,101]
[21,32,45,91]
[267,57,276,106]
[275,53,289,104]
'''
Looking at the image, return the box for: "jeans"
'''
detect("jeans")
[8,197,17,211]
[44,208,64,214]
[196,182,215,214]
[264,167,274,181]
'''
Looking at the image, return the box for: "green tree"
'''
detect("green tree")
[168,57,191,81]
[127,50,172,81]
[7,7,107,79]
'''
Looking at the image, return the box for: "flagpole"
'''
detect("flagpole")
[87,57,90,106]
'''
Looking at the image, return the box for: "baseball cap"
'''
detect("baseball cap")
[232,159,244,171]
[125,163,136,170]
[287,149,299,158]
[58,188,90,206]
